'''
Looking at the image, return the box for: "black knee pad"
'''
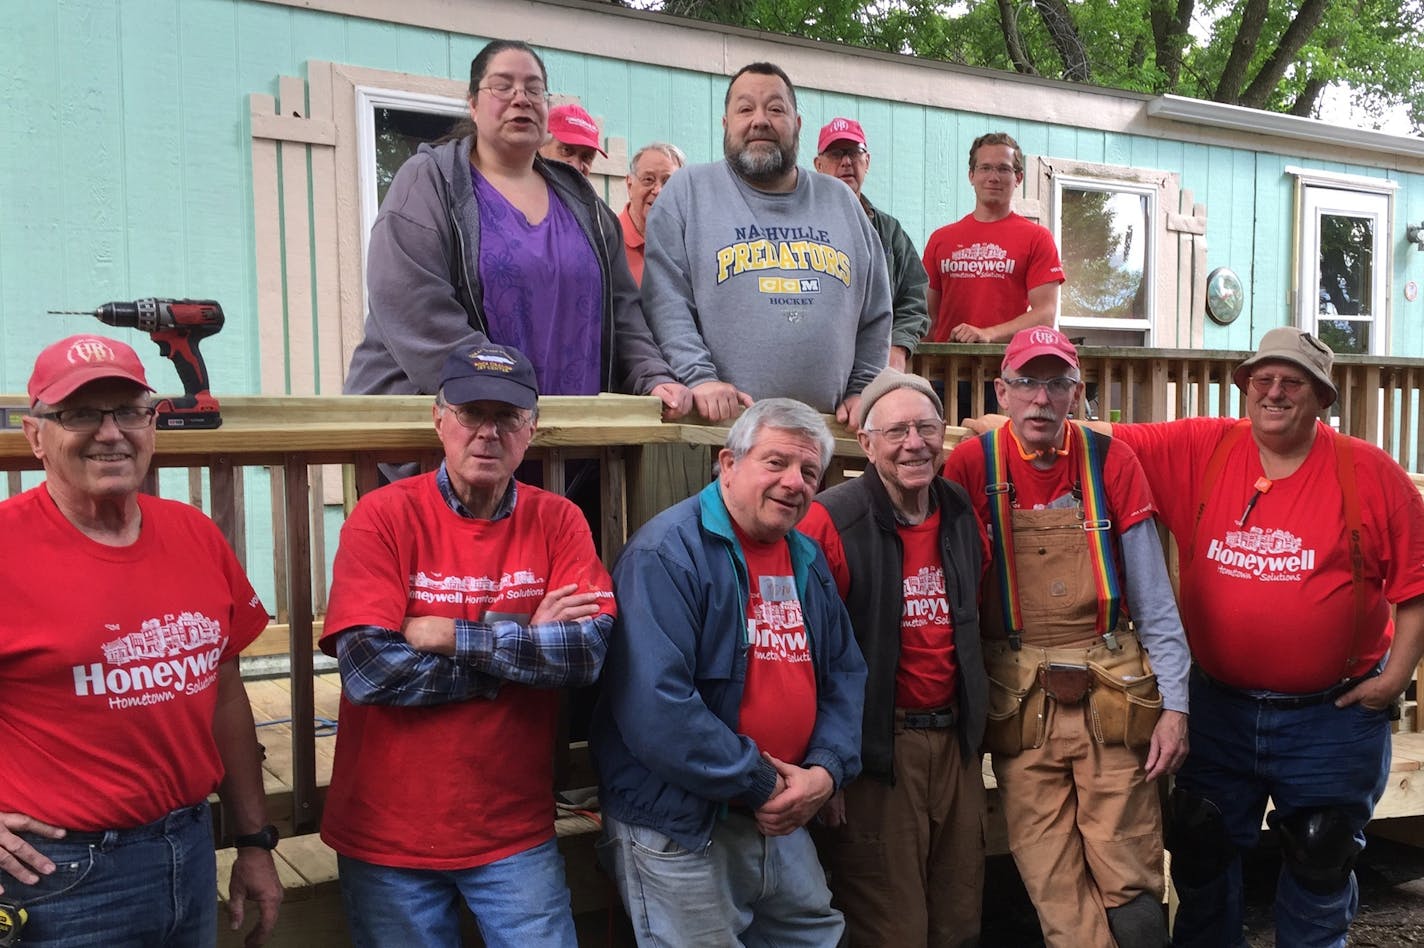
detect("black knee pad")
[1272,807,1362,895]
[1106,892,1167,948]
[1165,788,1235,889]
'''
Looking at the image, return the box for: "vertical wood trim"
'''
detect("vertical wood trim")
[250,93,287,395]
[1190,201,1208,348]
[269,466,290,624]
[601,446,628,565]
[210,459,241,565]
[279,76,316,399]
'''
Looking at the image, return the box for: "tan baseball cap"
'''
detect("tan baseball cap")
[1232,328,1337,407]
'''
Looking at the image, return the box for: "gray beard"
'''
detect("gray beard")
[727,139,796,187]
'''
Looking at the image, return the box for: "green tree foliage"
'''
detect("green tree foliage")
[642,0,1424,132]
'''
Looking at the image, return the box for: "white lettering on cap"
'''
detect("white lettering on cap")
[67,338,118,364]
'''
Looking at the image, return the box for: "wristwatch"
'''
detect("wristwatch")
[233,824,280,851]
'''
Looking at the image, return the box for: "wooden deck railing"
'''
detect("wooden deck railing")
[912,343,1424,472]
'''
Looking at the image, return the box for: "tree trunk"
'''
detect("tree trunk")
[997,0,1039,75]
[1151,0,1195,89]
[1213,0,1270,102]
[1032,0,1091,81]
[1240,0,1332,109]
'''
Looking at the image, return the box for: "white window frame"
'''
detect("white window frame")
[1287,167,1397,356]
[1051,173,1158,337]
[353,86,468,273]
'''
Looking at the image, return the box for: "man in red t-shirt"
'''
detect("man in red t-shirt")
[944,327,1189,948]
[320,342,615,946]
[923,132,1064,344]
[618,142,685,285]
[1091,328,1424,948]
[799,368,987,946]
[0,335,281,946]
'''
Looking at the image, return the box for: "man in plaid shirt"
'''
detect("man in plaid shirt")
[319,341,615,947]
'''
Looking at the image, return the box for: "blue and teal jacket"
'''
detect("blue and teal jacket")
[590,481,867,852]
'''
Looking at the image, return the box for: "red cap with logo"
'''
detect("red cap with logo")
[1002,326,1079,373]
[547,104,608,157]
[28,335,154,407]
[817,117,868,154]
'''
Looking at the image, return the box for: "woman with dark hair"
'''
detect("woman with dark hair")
[345,39,691,420]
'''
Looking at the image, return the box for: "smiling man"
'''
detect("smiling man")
[1081,328,1424,948]
[798,368,987,946]
[923,132,1064,344]
[592,398,867,946]
[618,142,685,285]
[0,335,281,947]
[944,327,1189,948]
[320,341,615,946]
[813,118,929,371]
[642,63,891,428]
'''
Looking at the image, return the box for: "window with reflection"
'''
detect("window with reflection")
[1053,176,1156,340]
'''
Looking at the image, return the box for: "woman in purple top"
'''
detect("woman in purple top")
[346,39,692,417]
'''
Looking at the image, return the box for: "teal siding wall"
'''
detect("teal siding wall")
[4,0,1424,397]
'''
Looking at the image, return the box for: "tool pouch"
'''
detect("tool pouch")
[983,642,1046,757]
[1040,663,1092,704]
[1087,648,1162,749]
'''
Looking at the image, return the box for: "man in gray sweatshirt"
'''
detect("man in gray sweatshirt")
[642,62,893,429]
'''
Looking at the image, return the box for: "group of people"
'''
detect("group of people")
[2,36,1422,948]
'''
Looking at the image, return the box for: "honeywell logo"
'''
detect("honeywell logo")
[1206,526,1315,580]
[72,612,227,707]
[943,242,1016,278]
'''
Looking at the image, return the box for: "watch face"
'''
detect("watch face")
[1206,267,1244,325]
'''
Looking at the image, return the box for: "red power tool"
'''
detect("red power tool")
[48,298,225,429]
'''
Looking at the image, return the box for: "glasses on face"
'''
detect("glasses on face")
[1248,374,1309,395]
[821,147,867,161]
[865,420,945,445]
[33,405,157,432]
[477,81,550,103]
[633,173,672,189]
[442,403,533,433]
[974,163,1018,177]
[1002,376,1078,397]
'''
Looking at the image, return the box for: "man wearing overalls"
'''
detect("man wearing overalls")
[944,327,1190,947]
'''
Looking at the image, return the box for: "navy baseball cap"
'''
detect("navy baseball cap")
[438,342,539,409]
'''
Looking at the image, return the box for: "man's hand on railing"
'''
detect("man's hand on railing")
[960,413,1009,435]
[690,381,754,423]
[836,395,863,434]
[650,381,695,422]
[0,811,62,893]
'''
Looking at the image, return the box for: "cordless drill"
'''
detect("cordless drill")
[48,299,225,429]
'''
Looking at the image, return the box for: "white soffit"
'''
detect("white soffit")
[1148,95,1424,161]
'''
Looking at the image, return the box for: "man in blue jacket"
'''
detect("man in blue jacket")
[592,398,867,946]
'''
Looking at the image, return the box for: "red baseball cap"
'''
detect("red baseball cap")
[28,335,153,407]
[1002,326,1079,374]
[817,117,867,154]
[547,104,608,157]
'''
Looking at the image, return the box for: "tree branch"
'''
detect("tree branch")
[1240,0,1331,109]
[1032,0,1091,81]
[1151,0,1195,89]
[1213,0,1269,102]
[997,0,1040,75]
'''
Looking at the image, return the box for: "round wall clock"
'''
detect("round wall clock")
[1206,267,1244,325]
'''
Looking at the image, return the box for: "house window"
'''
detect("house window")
[1036,160,1178,346]
[1053,177,1155,336]
[1289,170,1394,356]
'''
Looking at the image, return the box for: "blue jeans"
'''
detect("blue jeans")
[1170,670,1391,948]
[337,838,576,948]
[599,811,843,947]
[0,801,215,947]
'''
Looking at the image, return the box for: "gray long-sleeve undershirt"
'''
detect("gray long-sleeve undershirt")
[1121,518,1190,713]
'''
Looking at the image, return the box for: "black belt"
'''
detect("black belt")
[1194,667,1369,710]
[902,708,956,730]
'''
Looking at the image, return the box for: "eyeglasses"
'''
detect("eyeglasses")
[633,173,673,189]
[441,403,533,433]
[864,420,944,444]
[821,147,867,161]
[33,406,157,431]
[1248,374,1309,395]
[1002,376,1078,397]
[477,81,550,103]
[974,163,1019,177]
